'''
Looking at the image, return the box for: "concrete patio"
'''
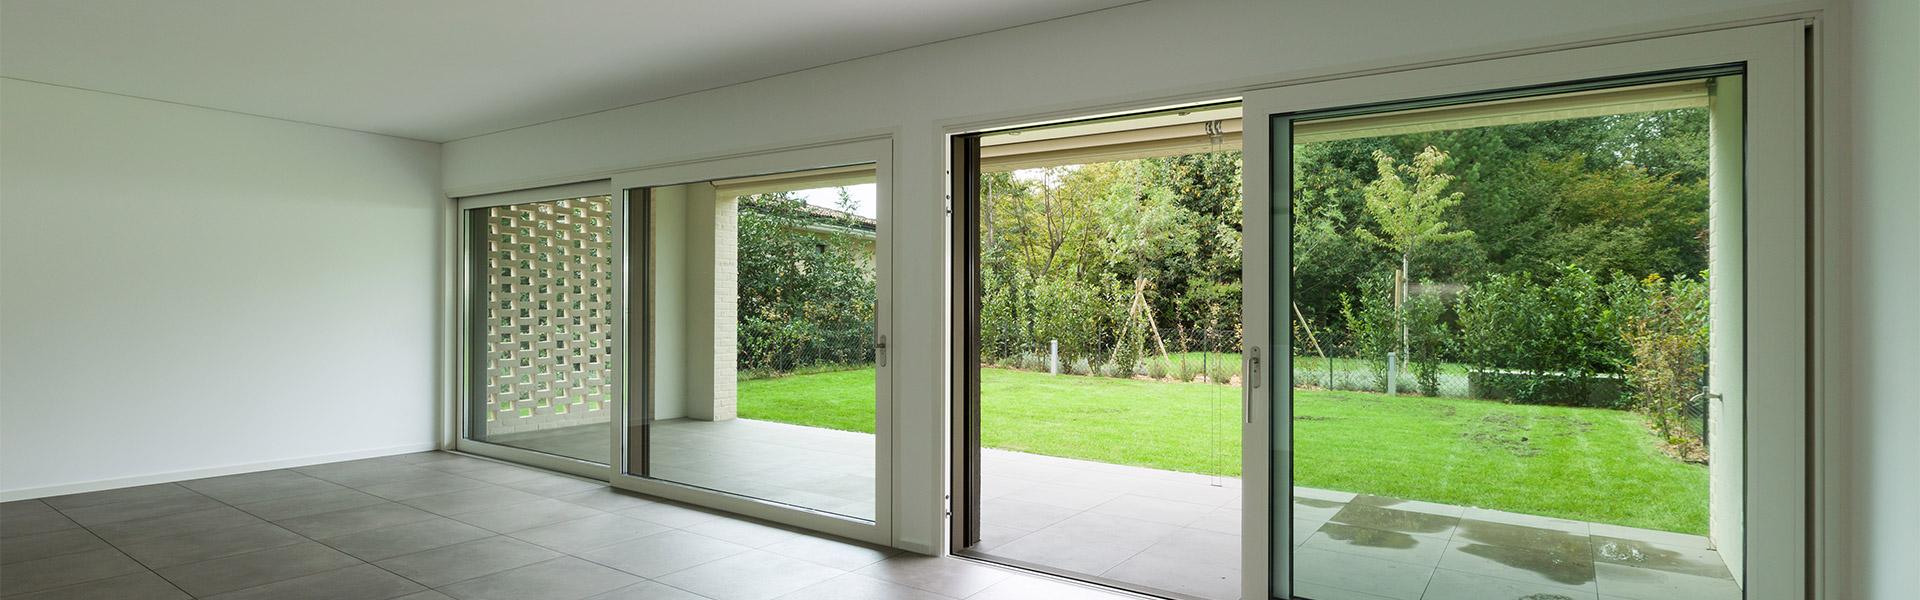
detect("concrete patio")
[489,419,1740,600]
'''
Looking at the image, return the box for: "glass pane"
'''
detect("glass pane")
[967,106,1245,600]
[634,166,879,521]
[466,195,615,464]
[1283,76,1742,599]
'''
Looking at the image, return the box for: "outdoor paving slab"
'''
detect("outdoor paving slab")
[1436,539,1596,593]
[1302,522,1451,567]
[989,530,1139,575]
[1422,568,1601,600]
[1590,535,1731,579]
[1293,546,1436,600]
[1330,504,1460,538]
[1102,551,1241,600]
[1593,561,1740,600]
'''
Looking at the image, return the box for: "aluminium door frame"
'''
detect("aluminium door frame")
[606,137,896,546]
[453,180,619,482]
[1240,21,1808,599]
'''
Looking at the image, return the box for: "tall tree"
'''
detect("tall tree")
[1356,146,1473,353]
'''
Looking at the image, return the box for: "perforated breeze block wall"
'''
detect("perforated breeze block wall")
[479,196,615,435]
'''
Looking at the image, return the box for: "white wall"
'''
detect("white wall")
[0,78,443,499]
[1845,0,1920,596]
[443,0,1821,556]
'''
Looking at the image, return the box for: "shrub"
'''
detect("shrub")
[1171,359,1198,382]
[1457,265,1625,406]
[1404,288,1451,397]
[1069,358,1093,376]
[1096,361,1125,378]
[1205,359,1239,385]
[1019,353,1047,373]
[1620,273,1709,444]
[1340,273,1400,391]
[1144,357,1170,379]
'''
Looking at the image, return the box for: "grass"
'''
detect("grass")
[738,366,1706,534]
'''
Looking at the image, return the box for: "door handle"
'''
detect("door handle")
[1245,346,1261,424]
[875,334,888,368]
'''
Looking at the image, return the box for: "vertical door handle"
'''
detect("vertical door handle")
[1245,346,1261,424]
[875,334,889,368]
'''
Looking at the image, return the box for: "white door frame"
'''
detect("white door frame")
[1241,22,1806,599]
[607,137,896,546]
[453,179,618,482]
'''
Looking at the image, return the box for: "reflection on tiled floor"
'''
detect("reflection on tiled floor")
[0,452,1148,600]
[1286,489,1739,600]
[486,418,878,521]
[483,421,609,464]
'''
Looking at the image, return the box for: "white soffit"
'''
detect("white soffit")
[0,0,1139,142]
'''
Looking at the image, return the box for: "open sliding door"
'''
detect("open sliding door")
[1242,22,1805,600]
[607,139,895,546]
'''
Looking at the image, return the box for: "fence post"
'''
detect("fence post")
[1387,352,1398,396]
[1050,340,1059,376]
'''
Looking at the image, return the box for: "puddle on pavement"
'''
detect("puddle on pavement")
[1590,536,1733,579]
[1319,522,1421,549]
[1330,503,1457,535]
[1456,519,1590,556]
[1458,543,1596,586]
[1516,595,1577,600]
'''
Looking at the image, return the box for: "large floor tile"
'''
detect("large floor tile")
[154,542,362,597]
[575,529,751,578]
[1329,504,1459,538]
[180,471,346,505]
[38,484,198,511]
[1032,512,1182,552]
[684,517,803,548]
[449,497,604,534]
[654,550,846,600]
[1589,535,1733,580]
[979,497,1080,531]
[117,522,307,569]
[201,564,425,600]
[855,555,1012,598]
[584,581,716,600]
[763,533,899,571]
[399,486,545,517]
[359,474,494,501]
[0,528,110,565]
[374,536,564,588]
[1087,494,1217,527]
[233,488,389,521]
[437,557,642,600]
[88,506,266,546]
[3,571,189,600]
[0,547,146,596]
[0,507,80,539]
[57,492,223,527]
[315,517,496,562]
[774,573,954,600]
[275,502,438,539]
[508,513,670,554]
[968,575,1142,600]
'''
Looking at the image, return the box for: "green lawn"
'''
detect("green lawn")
[738,366,1706,534]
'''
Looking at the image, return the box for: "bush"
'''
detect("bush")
[1069,358,1093,376]
[1144,357,1170,379]
[1620,273,1709,444]
[1205,359,1239,384]
[1404,288,1451,397]
[1457,265,1629,406]
[1340,273,1400,391]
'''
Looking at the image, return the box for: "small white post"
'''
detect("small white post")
[1050,340,1059,375]
[1386,351,1399,396]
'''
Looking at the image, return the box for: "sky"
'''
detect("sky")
[792,183,878,219]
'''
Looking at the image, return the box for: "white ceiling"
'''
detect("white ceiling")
[1,0,1138,142]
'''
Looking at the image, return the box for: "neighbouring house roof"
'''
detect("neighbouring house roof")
[741,200,878,239]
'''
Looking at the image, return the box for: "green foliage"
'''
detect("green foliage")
[736,192,875,374]
[1356,146,1474,269]
[1619,273,1710,444]
[1339,274,1401,391]
[1403,288,1451,397]
[1456,265,1626,406]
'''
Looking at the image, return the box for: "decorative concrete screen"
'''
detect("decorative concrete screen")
[478,196,616,435]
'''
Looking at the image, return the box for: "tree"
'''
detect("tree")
[1356,146,1473,353]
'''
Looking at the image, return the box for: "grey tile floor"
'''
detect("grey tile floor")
[0,452,1145,600]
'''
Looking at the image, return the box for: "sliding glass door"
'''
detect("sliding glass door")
[457,182,618,476]
[611,139,893,544]
[1240,23,1806,600]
